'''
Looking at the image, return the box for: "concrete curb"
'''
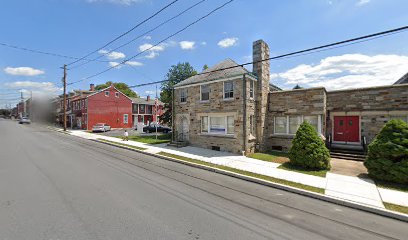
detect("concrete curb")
[47,127,408,222]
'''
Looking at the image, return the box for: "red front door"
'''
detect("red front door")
[333,116,360,142]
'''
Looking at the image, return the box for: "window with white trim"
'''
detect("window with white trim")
[180,88,187,103]
[249,115,254,134]
[274,115,322,135]
[224,81,234,99]
[201,116,208,133]
[105,91,109,97]
[124,114,128,124]
[274,116,287,134]
[289,116,302,134]
[115,92,119,98]
[249,80,254,98]
[201,115,234,135]
[200,84,210,101]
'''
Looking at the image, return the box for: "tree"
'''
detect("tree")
[364,119,408,184]
[160,62,197,124]
[289,122,331,170]
[202,64,209,71]
[95,81,138,98]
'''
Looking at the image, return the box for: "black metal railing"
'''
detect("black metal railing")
[361,135,367,153]
[326,133,332,150]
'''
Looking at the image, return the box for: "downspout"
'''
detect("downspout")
[242,73,247,155]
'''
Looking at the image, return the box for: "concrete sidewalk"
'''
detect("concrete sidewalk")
[58,128,408,210]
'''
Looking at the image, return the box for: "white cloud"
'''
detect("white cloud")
[270,54,408,90]
[143,35,152,40]
[98,49,126,60]
[145,51,159,59]
[125,61,143,66]
[145,90,155,95]
[139,42,169,59]
[4,67,44,76]
[87,0,144,5]
[109,61,122,69]
[179,41,195,50]
[356,0,370,6]
[4,81,61,97]
[217,37,238,48]
[201,41,207,46]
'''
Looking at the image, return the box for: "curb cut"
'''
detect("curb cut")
[90,139,408,222]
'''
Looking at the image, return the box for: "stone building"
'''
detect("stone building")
[173,39,408,154]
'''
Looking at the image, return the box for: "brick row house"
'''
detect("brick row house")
[131,96,164,127]
[56,84,132,130]
[173,39,408,155]
[55,84,164,130]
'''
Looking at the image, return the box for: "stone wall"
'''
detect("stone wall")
[174,76,257,154]
[264,88,326,151]
[326,84,408,143]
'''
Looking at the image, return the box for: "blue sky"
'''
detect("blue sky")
[1,0,407,108]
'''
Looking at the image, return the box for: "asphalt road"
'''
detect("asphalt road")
[0,119,407,240]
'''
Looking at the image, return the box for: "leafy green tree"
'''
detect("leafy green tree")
[160,62,197,124]
[364,119,408,184]
[289,122,331,170]
[95,81,138,98]
[202,64,209,71]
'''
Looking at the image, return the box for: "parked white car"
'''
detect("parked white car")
[92,123,111,132]
[19,117,31,124]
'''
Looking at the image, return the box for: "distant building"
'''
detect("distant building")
[131,96,164,126]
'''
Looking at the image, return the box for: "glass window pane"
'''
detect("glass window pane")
[304,115,318,131]
[224,81,234,99]
[227,116,234,134]
[201,116,208,132]
[275,117,287,134]
[289,116,302,134]
[201,85,209,101]
[210,117,225,134]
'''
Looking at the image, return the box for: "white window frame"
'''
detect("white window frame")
[180,88,187,103]
[223,81,234,100]
[201,116,208,133]
[249,80,254,99]
[115,92,119,98]
[274,115,322,135]
[105,91,109,97]
[200,115,234,135]
[200,84,210,102]
[123,114,128,124]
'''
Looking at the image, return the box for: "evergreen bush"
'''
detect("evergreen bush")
[364,119,408,184]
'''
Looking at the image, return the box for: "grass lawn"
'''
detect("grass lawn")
[97,138,147,150]
[117,133,171,144]
[375,179,408,193]
[278,162,328,178]
[247,151,289,164]
[383,202,408,215]
[158,152,324,194]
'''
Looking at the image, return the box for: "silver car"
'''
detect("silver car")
[92,123,111,132]
[19,117,31,124]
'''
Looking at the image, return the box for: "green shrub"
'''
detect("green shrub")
[364,119,408,184]
[288,122,330,170]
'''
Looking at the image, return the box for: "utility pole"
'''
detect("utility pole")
[62,64,67,131]
[30,90,33,121]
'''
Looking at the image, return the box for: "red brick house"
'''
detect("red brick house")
[59,84,133,130]
[131,96,164,126]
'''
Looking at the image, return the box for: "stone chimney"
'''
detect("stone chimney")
[146,95,150,101]
[90,84,95,91]
[253,40,270,151]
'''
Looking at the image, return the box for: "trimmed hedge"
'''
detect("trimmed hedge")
[364,119,408,184]
[289,122,331,170]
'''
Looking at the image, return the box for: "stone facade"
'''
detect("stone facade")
[264,88,326,151]
[326,84,408,144]
[173,39,408,155]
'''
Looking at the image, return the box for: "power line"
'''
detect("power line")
[66,0,180,67]
[126,25,408,88]
[0,42,111,63]
[67,0,234,86]
[69,0,207,70]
